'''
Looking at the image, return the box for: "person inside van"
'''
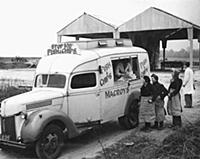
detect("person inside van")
[115,60,136,81]
[115,62,125,81]
[124,61,136,79]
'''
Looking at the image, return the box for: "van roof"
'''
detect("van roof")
[36,40,146,74]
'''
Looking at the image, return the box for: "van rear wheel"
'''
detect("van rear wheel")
[118,100,139,129]
[35,124,64,159]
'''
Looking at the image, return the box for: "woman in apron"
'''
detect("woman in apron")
[167,69,183,128]
[140,76,154,131]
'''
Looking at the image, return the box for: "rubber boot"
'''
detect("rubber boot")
[158,121,164,130]
[172,116,176,126]
[168,116,176,128]
[176,116,182,127]
[140,122,151,131]
[178,116,182,127]
[172,116,182,130]
[151,121,158,129]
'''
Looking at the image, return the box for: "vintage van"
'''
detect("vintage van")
[0,39,150,159]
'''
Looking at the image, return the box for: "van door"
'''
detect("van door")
[68,71,100,123]
[99,57,128,122]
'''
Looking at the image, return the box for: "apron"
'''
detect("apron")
[167,93,182,116]
[140,96,155,123]
[154,98,165,122]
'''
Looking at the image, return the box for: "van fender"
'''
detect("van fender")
[124,90,140,115]
[118,90,140,129]
[21,109,79,143]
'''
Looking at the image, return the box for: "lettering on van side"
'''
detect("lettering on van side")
[139,58,149,77]
[105,88,129,99]
[100,62,112,86]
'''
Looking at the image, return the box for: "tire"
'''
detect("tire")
[118,100,139,129]
[35,124,64,159]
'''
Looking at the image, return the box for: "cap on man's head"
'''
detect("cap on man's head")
[184,62,190,67]
[151,74,158,81]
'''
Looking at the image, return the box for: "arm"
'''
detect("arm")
[183,69,189,86]
[171,79,182,96]
[160,84,168,100]
[115,63,125,77]
[148,85,154,103]
[151,85,156,102]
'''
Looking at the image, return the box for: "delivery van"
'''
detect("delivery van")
[0,39,150,159]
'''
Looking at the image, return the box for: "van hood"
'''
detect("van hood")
[1,90,64,117]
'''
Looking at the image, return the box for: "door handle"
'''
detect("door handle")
[96,93,100,96]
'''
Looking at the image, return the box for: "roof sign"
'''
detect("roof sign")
[47,43,80,55]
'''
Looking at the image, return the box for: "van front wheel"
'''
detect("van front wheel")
[35,124,64,159]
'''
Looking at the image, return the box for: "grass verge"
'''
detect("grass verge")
[95,121,200,159]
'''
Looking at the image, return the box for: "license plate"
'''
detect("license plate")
[0,134,10,141]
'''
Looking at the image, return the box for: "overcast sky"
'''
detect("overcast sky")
[0,0,199,57]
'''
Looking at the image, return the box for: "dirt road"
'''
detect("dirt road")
[0,70,199,159]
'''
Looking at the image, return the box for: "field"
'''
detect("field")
[0,57,40,69]
[0,69,35,90]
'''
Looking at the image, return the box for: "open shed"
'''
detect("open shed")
[57,13,118,42]
[57,7,200,70]
[118,7,200,69]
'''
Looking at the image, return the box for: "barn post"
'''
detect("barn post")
[198,33,200,69]
[162,39,167,70]
[57,35,62,43]
[76,36,80,41]
[187,28,193,68]
[113,28,120,39]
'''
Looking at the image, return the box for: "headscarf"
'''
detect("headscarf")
[143,75,150,84]
[151,74,158,81]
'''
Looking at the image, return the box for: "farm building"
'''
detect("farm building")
[57,7,200,70]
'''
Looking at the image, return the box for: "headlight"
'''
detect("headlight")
[20,111,27,120]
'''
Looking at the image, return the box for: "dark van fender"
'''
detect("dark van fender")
[21,109,79,143]
[124,90,140,115]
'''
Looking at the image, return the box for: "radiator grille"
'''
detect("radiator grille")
[1,116,16,141]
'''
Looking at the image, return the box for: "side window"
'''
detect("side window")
[35,74,48,87]
[112,57,140,82]
[71,73,96,89]
[132,57,140,79]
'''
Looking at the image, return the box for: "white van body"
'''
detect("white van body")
[0,39,150,159]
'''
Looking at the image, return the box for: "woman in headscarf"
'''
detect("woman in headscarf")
[140,76,154,131]
[150,74,168,130]
[167,69,183,128]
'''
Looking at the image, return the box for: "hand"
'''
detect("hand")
[157,96,161,99]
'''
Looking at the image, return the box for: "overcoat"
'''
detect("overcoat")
[183,67,194,95]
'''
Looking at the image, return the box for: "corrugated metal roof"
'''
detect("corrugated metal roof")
[57,12,115,36]
[118,7,200,32]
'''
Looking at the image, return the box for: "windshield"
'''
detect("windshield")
[35,74,66,88]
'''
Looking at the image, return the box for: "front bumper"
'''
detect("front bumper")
[0,139,27,149]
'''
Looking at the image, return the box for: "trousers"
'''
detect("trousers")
[184,94,192,107]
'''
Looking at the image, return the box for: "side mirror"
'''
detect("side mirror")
[98,65,103,74]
